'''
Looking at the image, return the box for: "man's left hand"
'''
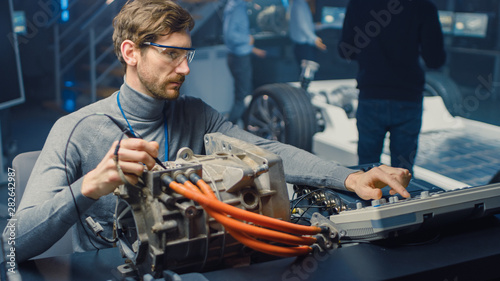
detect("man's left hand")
[344,165,411,200]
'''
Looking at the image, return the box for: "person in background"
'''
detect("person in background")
[338,0,446,174]
[223,0,266,125]
[288,0,327,68]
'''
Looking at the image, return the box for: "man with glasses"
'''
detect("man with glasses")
[8,0,411,262]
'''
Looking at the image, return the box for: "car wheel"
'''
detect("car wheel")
[244,83,318,152]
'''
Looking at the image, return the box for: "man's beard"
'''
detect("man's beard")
[139,73,185,100]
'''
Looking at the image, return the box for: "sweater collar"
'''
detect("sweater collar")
[118,80,166,121]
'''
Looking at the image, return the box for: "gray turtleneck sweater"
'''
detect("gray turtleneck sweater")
[11,81,355,261]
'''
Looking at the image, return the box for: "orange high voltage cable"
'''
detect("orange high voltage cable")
[205,205,313,256]
[224,225,313,257]
[170,176,315,256]
[165,177,321,235]
[186,176,323,236]
[181,180,317,246]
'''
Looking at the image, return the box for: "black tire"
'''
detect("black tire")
[424,71,462,116]
[243,83,318,152]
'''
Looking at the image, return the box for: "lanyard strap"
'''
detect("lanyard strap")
[117,92,136,137]
[116,91,169,161]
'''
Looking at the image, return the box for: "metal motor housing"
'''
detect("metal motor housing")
[114,133,291,277]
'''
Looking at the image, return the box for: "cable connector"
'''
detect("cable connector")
[85,216,104,236]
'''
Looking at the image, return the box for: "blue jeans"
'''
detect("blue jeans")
[227,53,253,123]
[356,99,423,173]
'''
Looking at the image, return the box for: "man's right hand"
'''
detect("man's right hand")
[81,138,160,200]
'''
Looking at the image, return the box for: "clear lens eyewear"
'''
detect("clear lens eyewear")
[143,42,196,65]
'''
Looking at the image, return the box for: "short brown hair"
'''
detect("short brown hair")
[112,0,195,70]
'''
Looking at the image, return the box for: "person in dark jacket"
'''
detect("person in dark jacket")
[338,0,446,174]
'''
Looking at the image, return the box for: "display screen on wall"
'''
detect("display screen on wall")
[321,7,346,29]
[454,12,489,38]
[0,0,25,110]
[438,10,454,34]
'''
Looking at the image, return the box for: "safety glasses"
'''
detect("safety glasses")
[143,42,196,66]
